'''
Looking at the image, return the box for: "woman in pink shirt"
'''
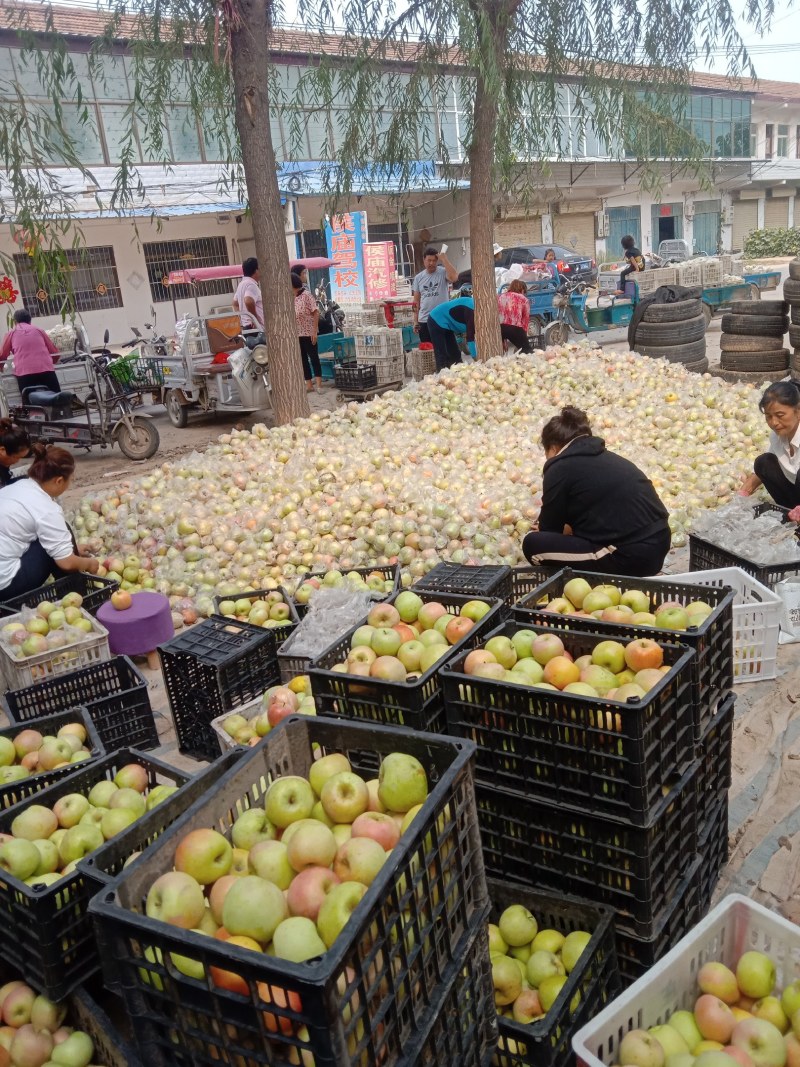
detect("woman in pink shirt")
[292,273,322,392]
[0,310,60,396]
[498,280,532,353]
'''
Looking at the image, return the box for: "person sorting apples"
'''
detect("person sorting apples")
[0,445,99,600]
[739,380,800,508]
[522,406,671,576]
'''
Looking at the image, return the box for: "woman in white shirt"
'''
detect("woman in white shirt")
[740,381,800,508]
[0,445,99,599]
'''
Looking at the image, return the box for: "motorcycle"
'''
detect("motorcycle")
[315,283,345,335]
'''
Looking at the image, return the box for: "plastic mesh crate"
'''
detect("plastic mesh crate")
[309,590,503,733]
[635,273,658,295]
[212,585,298,647]
[698,692,734,802]
[572,894,799,1067]
[689,503,800,588]
[676,262,703,287]
[361,351,404,385]
[442,619,696,826]
[698,790,729,917]
[415,562,513,602]
[476,761,699,936]
[668,566,780,682]
[334,363,377,390]
[514,567,734,739]
[353,327,404,358]
[3,655,159,752]
[0,607,110,691]
[0,748,189,999]
[701,260,723,286]
[89,716,487,1067]
[490,881,620,1067]
[509,566,552,605]
[0,572,119,618]
[613,854,703,990]
[410,346,437,380]
[70,984,144,1067]
[158,615,280,762]
[290,565,400,620]
[0,707,104,809]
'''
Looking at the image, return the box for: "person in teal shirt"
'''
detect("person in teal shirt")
[427,297,475,370]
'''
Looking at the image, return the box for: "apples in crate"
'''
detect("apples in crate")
[286,568,395,607]
[219,676,316,746]
[217,589,292,629]
[0,721,94,785]
[0,594,96,660]
[331,592,492,682]
[538,576,714,631]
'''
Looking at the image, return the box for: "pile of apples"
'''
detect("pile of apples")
[490,903,591,1026]
[288,568,396,609]
[220,676,316,746]
[616,951,800,1067]
[0,723,94,789]
[0,763,178,887]
[217,590,293,630]
[0,979,100,1067]
[535,576,714,632]
[462,629,671,702]
[0,595,96,661]
[141,750,429,995]
[329,590,493,682]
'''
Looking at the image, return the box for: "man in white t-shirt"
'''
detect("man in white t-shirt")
[232,257,264,330]
[412,247,459,345]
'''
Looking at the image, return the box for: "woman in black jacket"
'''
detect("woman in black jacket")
[522,406,671,576]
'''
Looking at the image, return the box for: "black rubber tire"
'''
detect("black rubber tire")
[115,417,160,460]
[790,325,800,349]
[723,299,786,318]
[635,338,707,363]
[701,302,713,326]
[641,299,702,322]
[789,259,800,281]
[720,349,790,372]
[684,357,710,374]
[166,389,189,428]
[784,279,800,301]
[791,307,800,325]
[720,334,786,353]
[634,313,706,346]
[719,315,788,337]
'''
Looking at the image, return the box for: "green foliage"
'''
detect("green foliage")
[743,227,800,257]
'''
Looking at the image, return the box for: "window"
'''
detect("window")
[766,124,774,159]
[143,236,230,303]
[14,247,123,316]
[750,123,758,157]
[166,105,202,162]
[777,123,789,158]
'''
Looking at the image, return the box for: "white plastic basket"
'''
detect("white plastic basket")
[0,608,110,691]
[210,694,265,754]
[702,260,723,287]
[664,567,780,682]
[573,894,800,1067]
[677,262,703,287]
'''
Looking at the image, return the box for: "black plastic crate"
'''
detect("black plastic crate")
[3,655,158,752]
[70,983,144,1067]
[441,620,696,826]
[0,572,119,618]
[158,615,280,762]
[513,567,734,740]
[89,716,487,1067]
[689,502,800,589]
[0,748,190,998]
[335,362,377,390]
[404,915,497,1067]
[476,761,699,936]
[291,564,400,619]
[698,790,729,917]
[509,566,552,606]
[212,585,299,647]
[415,563,513,602]
[0,708,104,809]
[489,880,620,1067]
[309,590,504,734]
[698,693,735,803]
[614,854,703,989]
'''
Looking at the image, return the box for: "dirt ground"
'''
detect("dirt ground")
[41,257,800,922]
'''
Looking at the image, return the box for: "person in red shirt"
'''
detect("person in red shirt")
[498,280,532,352]
[0,310,60,396]
[292,273,322,392]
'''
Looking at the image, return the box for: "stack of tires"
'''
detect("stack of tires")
[783,260,800,375]
[632,295,708,372]
[718,300,789,381]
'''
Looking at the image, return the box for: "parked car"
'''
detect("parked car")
[457,244,598,286]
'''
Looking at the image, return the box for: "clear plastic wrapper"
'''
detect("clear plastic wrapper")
[690,499,800,565]
[279,586,372,660]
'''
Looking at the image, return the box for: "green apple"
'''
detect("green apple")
[50,1028,94,1066]
[532,929,565,954]
[264,776,315,829]
[562,929,592,972]
[526,950,565,988]
[174,828,233,885]
[377,752,428,813]
[510,630,538,660]
[498,904,538,947]
[248,840,293,889]
[736,951,776,1000]
[145,871,206,929]
[394,591,423,623]
[485,636,517,669]
[488,923,508,956]
[231,808,277,849]
[317,881,368,948]
[320,772,369,824]
[79,808,105,829]
[31,838,60,875]
[781,981,800,1022]
[109,788,146,817]
[649,1025,690,1058]
[461,600,492,622]
[11,804,58,841]
[493,955,523,1006]
[0,737,15,767]
[53,793,90,829]
[222,875,287,943]
[88,781,119,808]
[309,753,351,799]
[539,974,568,1011]
[621,588,650,614]
[419,644,449,672]
[0,838,40,880]
[58,823,104,865]
[272,916,326,963]
[563,578,593,609]
[101,808,138,839]
[668,1010,704,1053]
[146,785,178,810]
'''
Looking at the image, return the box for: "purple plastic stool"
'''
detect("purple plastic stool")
[96,591,174,670]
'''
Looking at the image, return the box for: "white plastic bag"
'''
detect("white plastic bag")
[776,578,800,643]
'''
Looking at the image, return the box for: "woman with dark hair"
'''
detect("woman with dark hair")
[0,309,60,395]
[0,420,32,489]
[740,380,800,508]
[522,406,671,576]
[0,445,98,599]
[498,280,532,353]
[292,273,323,392]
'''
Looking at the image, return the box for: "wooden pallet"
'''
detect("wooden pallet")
[336,380,404,403]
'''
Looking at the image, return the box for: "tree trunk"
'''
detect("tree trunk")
[230,0,309,425]
[469,73,504,362]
